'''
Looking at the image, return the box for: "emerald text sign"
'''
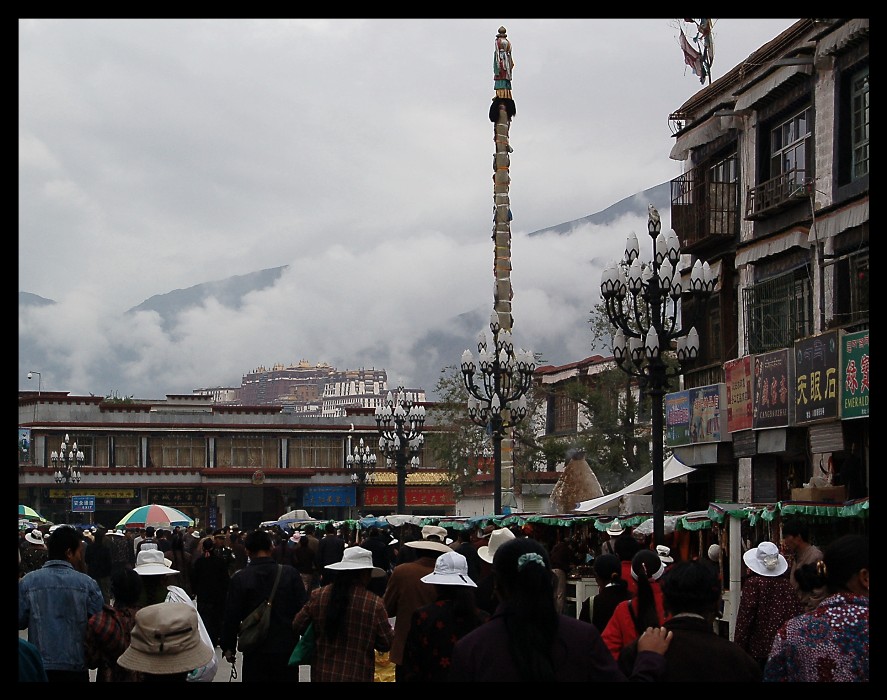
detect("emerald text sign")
[840,330,870,419]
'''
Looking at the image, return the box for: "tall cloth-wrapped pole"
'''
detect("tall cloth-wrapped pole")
[491,26,517,507]
[463,26,534,516]
[491,26,516,333]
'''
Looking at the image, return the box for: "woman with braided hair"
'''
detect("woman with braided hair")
[448,537,671,682]
[601,548,668,660]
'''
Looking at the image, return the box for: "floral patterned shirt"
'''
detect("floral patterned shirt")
[763,593,868,682]
[733,571,804,663]
[401,599,489,682]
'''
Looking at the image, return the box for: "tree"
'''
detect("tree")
[425,364,544,499]
[424,365,492,499]
[534,365,648,495]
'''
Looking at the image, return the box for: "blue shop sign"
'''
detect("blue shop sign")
[303,486,355,507]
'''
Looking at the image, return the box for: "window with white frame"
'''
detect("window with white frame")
[851,66,869,181]
[769,106,812,190]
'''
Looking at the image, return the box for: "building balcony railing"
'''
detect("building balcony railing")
[670,166,739,251]
[745,168,810,220]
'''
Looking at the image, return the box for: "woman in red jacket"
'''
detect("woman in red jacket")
[602,549,667,660]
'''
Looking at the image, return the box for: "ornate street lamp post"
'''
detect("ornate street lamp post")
[50,433,84,522]
[600,206,715,545]
[461,310,536,515]
[346,436,377,516]
[375,388,425,514]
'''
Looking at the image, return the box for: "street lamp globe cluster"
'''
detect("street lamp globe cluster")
[600,206,715,545]
[461,310,536,514]
[374,388,426,514]
[346,437,377,514]
[51,433,84,485]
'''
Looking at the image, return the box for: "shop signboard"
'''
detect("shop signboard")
[44,487,141,505]
[689,384,727,443]
[303,486,355,508]
[724,356,753,432]
[794,331,839,425]
[364,487,455,507]
[840,330,870,419]
[146,487,207,508]
[666,384,727,446]
[665,390,690,446]
[753,349,792,429]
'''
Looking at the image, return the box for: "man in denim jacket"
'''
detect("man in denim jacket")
[19,524,103,682]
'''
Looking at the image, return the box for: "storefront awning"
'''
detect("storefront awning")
[573,455,695,513]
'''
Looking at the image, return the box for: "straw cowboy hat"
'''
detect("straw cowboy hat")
[325,546,386,577]
[134,548,179,576]
[478,527,516,564]
[420,551,477,588]
[405,525,452,554]
[117,602,214,675]
[605,520,625,537]
[743,541,788,577]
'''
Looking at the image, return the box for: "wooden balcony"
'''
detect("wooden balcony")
[670,166,739,251]
[745,168,809,220]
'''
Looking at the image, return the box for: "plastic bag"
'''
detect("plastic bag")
[166,584,218,682]
[288,621,316,666]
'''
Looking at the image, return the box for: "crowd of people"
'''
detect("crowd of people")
[18,516,868,682]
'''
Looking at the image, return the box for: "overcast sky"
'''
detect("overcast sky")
[19,18,796,399]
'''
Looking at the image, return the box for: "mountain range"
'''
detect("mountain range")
[20,181,670,400]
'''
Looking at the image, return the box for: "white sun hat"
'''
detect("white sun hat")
[405,524,452,554]
[743,541,788,577]
[134,547,178,576]
[325,546,386,578]
[477,527,516,564]
[421,551,476,587]
[25,530,46,546]
[656,544,674,564]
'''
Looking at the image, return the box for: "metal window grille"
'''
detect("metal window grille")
[743,269,813,354]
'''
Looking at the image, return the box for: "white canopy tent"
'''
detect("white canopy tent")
[573,455,695,513]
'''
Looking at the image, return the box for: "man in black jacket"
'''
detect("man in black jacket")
[220,529,307,682]
[315,522,346,586]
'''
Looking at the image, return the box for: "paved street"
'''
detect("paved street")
[19,627,312,682]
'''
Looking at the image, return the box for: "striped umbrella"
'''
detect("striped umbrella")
[116,504,194,530]
[19,504,49,522]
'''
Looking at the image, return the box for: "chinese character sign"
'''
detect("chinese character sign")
[665,390,690,446]
[794,331,839,424]
[724,356,753,432]
[303,486,356,508]
[753,349,792,429]
[841,330,869,419]
[364,487,455,507]
[72,495,95,512]
[689,384,726,443]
